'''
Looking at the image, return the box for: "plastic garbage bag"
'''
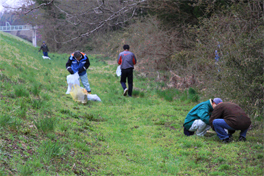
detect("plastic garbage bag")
[87,94,102,102]
[66,72,80,94]
[116,65,121,77]
[69,85,87,104]
[42,56,51,60]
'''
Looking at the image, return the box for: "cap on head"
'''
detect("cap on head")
[74,51,82,59]
[213,98,223,105]
[123,44,130,50]
[43,41,45,43]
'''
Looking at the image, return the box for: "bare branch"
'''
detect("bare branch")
[23,0,54,15]
[54,1,145,43]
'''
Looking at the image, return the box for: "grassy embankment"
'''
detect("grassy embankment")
[0,32,263,175]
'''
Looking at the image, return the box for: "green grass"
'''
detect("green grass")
[0,31,263,175]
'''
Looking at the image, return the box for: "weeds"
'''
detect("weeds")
[31,99,43,109]
[14,85,29,97]
[37,140,66,164]
[34,117,56,133]
[31,83,42,96]
[133,90,145,98]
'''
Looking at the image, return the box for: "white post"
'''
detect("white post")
[32,26,37,47]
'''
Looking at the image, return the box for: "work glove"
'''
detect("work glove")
[78,67,85,74]
[67,68,74,74]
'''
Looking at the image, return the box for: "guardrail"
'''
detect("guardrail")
[0,25,32,31]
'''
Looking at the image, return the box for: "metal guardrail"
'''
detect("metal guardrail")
[0,22,32,31]
[0,25,32,31]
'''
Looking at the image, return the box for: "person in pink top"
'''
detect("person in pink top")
[117,44,137,97]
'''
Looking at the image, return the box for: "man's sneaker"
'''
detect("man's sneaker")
[123,88,128,96]
[222,137,231,143]
[239,136,246,141]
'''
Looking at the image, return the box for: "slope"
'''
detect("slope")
[0,32,263,175]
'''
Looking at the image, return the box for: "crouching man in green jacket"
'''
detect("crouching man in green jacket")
[183,98,223,136]
[209,102,251,143]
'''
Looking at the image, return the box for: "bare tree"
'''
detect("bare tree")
[14,0,146,48]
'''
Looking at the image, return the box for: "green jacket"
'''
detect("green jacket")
[183,99,213,130]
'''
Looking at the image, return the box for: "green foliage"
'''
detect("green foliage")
[17,164,33,176]
[31,83,42,96]
[14,85,29,97]
[218,164,230,171]
[31,99,43,109]
[34,117,56,133]
[18,100,27,119]
[156,88,179,102]
[37,140,66,163]
[132,90,145,98]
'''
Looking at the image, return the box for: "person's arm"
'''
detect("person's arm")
[78,55,90,73]
[38,46,42,52]
[209,106,223,131]
[117,54,122,65]
[132,53,137,65]
[66,57,74,74]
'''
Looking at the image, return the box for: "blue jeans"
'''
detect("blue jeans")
[43,52,48,57]
[79,73,91,92]
[212,119,248,140]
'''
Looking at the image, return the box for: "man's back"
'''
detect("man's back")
[118,51,136,69]
[210,102,251,130]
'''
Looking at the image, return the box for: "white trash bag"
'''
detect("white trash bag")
[42,56,51,60]
[87,94,102,102]
[66,72,80,94]
[116,65,121,77]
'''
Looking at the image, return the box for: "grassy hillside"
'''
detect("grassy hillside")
[0,32,263,176]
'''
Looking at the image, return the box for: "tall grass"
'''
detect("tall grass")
[34,117,57,133]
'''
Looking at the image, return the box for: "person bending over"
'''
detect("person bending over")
[183,98,223,136]
[209,102,251,143]
[66,51,91,93]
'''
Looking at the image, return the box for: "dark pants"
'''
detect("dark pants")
[120,68,133,96]
[43,52,48,57]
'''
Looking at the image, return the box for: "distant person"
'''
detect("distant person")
[183,98,223,136]
[214,50,220,72]
[38,41,49,57]
[66,51,91,94]
[117,44,137,97]
[209,102,251,143]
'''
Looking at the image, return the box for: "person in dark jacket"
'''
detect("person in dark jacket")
[209,102,251,143]
[183,98,223,136]
[117,44,137,97]
[38,41,49,57]
[66,51,91,93]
